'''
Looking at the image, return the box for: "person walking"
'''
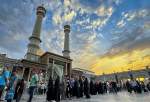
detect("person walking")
[27,71,39,102]
[0,66,10,101]
[66,78,71,99]
[14,79,25,102]
[111,81,118,94]
[5,69,18,102]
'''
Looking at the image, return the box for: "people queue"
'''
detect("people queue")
[46,76,150,102]
[46,76,91,102]
[1,67,150,102]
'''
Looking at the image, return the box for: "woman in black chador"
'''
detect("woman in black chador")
[84,78,90,99]
[54,76,61,102]
[79,76,83,98]
[74,78,80,98]
[90,80,94,95]
[46,76,54,102]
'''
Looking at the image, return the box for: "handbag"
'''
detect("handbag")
[5,88,15,100]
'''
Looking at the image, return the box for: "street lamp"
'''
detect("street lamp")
[128,68,133,80]
[114,71,118,83]
[103,72,106,81]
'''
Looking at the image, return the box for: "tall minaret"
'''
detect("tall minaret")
[25,5,46,62]
[62,25,71,58]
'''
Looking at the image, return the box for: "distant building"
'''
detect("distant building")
[0,54,23,77]
[72,68,95,79]
[95,67,150,82]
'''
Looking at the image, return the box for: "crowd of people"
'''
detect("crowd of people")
[126,79,150,94]
[0,66,150,102]
[46,76,150,102]
[0,67,25,102]
[46,76,91,102]
[0,66,42,102]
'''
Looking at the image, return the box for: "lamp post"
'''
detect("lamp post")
[114,71,118,83]
[103,72,106,82]
[128,60,135,80]
[128,68,133,80]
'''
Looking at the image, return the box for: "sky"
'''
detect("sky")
[0,0,150,75]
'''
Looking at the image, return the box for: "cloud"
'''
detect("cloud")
[92,48,150,75]
[104,27,150,57]
[117,19,126,28]
[92,17,109,29]
[64,10,76,22]
[117,9,150,28]
[0,0,34,53]
[95,6,114,17]
[41,28,65,55]
[64,0,71,7]
[52,13,62,25]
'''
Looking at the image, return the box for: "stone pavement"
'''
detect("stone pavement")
[20,91,150,102]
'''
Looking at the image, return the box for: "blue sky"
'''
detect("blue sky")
[0,0,150,73]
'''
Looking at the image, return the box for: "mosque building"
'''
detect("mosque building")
[0,5,149,83]
[0,5,72,82]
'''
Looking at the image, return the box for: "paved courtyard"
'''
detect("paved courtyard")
[20,92,150,102]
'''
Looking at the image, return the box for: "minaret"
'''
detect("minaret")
[62,25,70,58]
[25,5,46,62]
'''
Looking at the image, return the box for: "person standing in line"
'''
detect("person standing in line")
[27,70,39,102]
[147,78,150,91]
[130,79,138,93]
[141,81,147,92]
[84,78,90,99]
[136,80,142,93]
[90,80,94,95]
[66,77,71,99]
[46,76,54,102]
[126,80,132,93]
[78,76,83,98]
[60,77,66,100]
[5,69,18,102]
[111,81,118,94]
[74,77,80,98]
[70,77,75,97]
[54,76,61,102]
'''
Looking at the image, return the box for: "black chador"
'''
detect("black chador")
[84,78,90,98]
[79,77,84,97]
[90,80,94,95]
[46,76,54,101]
[54,76,61,102]
[74,79,80,98]
[98,82,103,94]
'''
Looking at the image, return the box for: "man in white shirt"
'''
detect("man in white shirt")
[28,71,39,102]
